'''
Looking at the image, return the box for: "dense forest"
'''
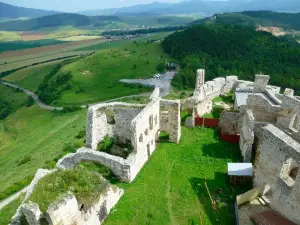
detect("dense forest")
[162,24,300,93]
[191,11,300,30]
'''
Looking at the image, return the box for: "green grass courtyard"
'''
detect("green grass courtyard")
[104,127,247,225]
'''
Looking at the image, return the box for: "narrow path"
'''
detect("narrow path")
[0,81,63,111]
[0,186,29,210]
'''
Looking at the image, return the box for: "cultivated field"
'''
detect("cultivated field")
[19,32,47,41]
[57,35,101,42]
[0,31,21,42]
[0,38,106,73]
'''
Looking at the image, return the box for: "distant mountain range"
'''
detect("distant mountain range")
[0,2,59,19]
[1,0,300,21]
[0,13,121,31]
[81,0,300,16]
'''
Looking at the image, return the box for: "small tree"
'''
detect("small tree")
[156,62,166,73]
[133,64,137,69]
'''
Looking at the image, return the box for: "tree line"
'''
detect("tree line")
[162,24,300,94]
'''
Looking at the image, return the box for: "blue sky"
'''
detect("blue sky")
[3,0,182,12]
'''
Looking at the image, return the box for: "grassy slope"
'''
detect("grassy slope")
[0,105,86,196]
[0,194,24,225]
[54,41,167,106]
[0,83,28,111]
[105,127,247,225]
[3,61,62,91]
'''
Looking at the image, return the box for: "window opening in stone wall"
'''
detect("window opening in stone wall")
[149,115,154,130]
[105,109,115,125]
[155,115,158,125]
[147,143,151,157]
[292,113,300,131]
[145,129,149,136]
[289,166,299,181]
[139,134,143,142]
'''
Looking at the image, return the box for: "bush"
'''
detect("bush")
[26,96,35,107]
[61,106,81,113]
[97,135,115,152]
[18,156,32,166]
[76,129,86,139]
[156,62,166,73]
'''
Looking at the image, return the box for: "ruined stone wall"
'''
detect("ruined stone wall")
[247,95,281,123]
[85,103,144,149]
[113,108,143,143]
[21,185,124,225]
[253,124,300,224]
[160,99,181,143]
[219,112,242,135]
[239,110,255,162]
[130,96,161,181]
[253,75,270,92]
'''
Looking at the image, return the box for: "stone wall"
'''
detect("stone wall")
[247,95,281,123]
[253,124,300,224]
[21,185,124,225]
[129,95,161,181]
[239,110,255,162]
[219,111,242,135]
[160,99,181,143]
[86,103,145,149]
[253,75,270,92]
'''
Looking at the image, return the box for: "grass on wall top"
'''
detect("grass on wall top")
[28,167,109,212]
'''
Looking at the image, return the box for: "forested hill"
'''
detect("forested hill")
[0,2,59,19]
[0,13,121,31]
[191,11,300,30]
[162,25,300,93]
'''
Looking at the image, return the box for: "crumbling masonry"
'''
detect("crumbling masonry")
[57,87,181,183]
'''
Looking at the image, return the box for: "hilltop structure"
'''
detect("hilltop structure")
[186,69,300,225]
[10,87,181,225]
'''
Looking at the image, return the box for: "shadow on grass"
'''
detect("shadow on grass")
[202,141,240,159]
[189,172,251,225]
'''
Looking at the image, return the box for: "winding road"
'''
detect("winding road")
[0,71,175,111]
[0,81,63,110]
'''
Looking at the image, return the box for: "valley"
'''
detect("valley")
[0,1,300,225]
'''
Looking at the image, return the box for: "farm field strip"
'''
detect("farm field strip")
[0,51,94,73]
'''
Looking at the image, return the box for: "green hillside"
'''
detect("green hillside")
[54,41,167,106]
[191,11,300,30]
[0,2,59,19]
[0,13,121,31]
[162,24,300,93]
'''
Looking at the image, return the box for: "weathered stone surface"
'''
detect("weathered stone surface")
[253,74,270,92]
[253,124,300,225]
[239,110,255,162]
[10,169,55,225]
[21,202,42,225]
[219,112,242,135]
[160,99,181,143]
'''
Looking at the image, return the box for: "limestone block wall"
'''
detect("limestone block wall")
[57,148,129,181]
[247,95,281,123]
[130,97,161,180]
[160,99,181,143]
[85,102,144,149]
[219,112,242,135]
[253,124,300,224]
[277,95,300,131]
[21,186,124,225]
[253,75,270,92]
[10,169,56,225]
[239,110,255,162]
